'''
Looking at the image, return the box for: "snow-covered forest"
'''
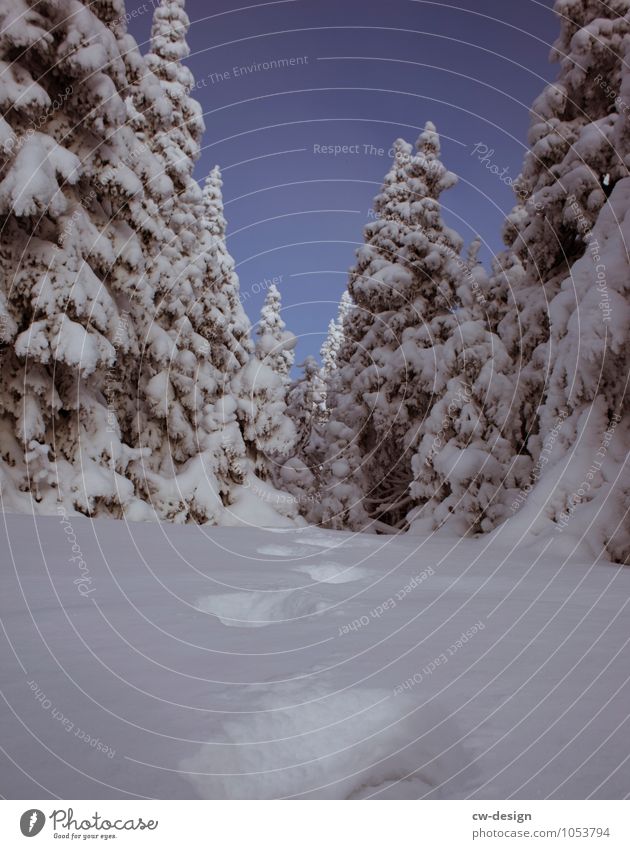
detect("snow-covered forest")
[0,0,627,561]
[0,0,629,804]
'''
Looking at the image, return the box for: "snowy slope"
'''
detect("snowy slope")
[0,513,628,799]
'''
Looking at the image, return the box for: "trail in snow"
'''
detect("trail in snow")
[0,514,628,799]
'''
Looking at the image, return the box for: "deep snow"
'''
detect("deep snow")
[0,512,628,799]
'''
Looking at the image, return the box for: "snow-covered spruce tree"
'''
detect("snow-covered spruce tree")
[316,290,355,440]
[254,283,295,381]
[320,291,352,377]
[198,166,251,367]
[142,158,299,525]
[315,138,415,530]
[495,0,630,455]
[522,179,630,563]
[186,165,297,525]
[503,0,630,297]
[501,1,630,563]
[320,319,340,377]
[99,0,241,524]
[318,127,471,531]
[232,284,297,484]
[0,0,162,517]
[124,0,296,524]
[321,291,360,428]
[144,0,204,212]
[107,1,297,525]
[0,0,296,527]
[316,125,519,534]
[406,248,522,535]
[279,291,355,515]
[395,128,519,535]
[137,165,247,524]
[286,356,326,450]
[277,355,327,508]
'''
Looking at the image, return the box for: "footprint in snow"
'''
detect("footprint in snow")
[294,537,335,548]
[194,587,336,628]
[257,544,297,556]
[257,543,331,558]
[294,562,370,584]
[296,534,378,551]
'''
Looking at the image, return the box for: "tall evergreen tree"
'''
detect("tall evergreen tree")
[286,356,327,450]
[407,249,520,535]
[233,285,297,482]
[145,0,204,203]
[0,0,159,516]
[315,125,520,534]
[495,0,630,456]
[125,0,239,522]
[318,126,465,530]
[502,0,630,562]
[199,166,251,368]
[320,291,352,377]
[255,283,295,381]
[277,355,327,509]
[0,0,298,527]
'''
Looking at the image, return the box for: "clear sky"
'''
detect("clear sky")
[127,0,559,369]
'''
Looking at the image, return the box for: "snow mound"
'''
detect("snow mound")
[180,681,474,799]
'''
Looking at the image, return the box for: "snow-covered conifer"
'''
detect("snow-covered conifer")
[0,0,297,528]
[320,291,352,377]
[494,0,630,562]
[255,283,296,381]
[528,179,630,562]
[320,318,341,377]
[145,0,204,195]
[286,356,327,449]
[232,286,297,483]
[493,0,630,561]
[277,356,327,508]
[0,0,160,517]
[495,0,630,454]
[316,125,520,534]
[319,127,466,530]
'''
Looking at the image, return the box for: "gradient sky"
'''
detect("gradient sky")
[127,0,559,369]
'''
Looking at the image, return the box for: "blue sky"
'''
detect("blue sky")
[128,0,558,368]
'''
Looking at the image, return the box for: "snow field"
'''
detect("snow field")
[1,514,628,799]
